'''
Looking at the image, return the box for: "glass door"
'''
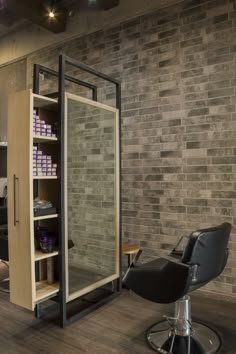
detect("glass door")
[64,92,120,302]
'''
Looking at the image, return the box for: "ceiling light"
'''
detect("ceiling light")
[48,10,55,19]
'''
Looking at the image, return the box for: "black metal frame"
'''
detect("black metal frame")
[33,54,122,327]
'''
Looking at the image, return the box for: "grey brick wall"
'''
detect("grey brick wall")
[28,0,236,296]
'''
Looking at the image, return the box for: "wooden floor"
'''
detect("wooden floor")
[0,263,236,354]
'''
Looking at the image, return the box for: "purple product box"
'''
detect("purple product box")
[42,163,47,168]
[37,156,43,160]
[41,133,46,137]
[41,159,47,164]
[41,120,45,125]
[33,172,37,176]
[46,156,52,160]
[52,164,57,168]
[52,168,57,173]
[42,168,47,172]
[46,124,51,129]
[47,168,52,173]
[46,133,52,137]
[33,146,37,150]
[35,123,41,128]
[52,172,57,176]
[33,168,37,173]
[37,151,43,155]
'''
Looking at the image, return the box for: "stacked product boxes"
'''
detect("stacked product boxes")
[33,110,56,138]
[33,146,57,177]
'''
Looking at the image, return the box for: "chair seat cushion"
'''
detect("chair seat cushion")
[123,257,190,304]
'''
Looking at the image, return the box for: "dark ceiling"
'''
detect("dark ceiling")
[0,0,120,34]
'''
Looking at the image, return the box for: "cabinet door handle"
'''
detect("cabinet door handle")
[13,174,19,226]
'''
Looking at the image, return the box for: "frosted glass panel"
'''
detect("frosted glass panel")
[65,94,119,301]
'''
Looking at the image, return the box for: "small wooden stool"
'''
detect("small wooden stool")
[122,243,142,267]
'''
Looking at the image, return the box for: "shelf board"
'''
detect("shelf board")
[34,249,59,261]
[33,94,58,110]
[33,176,58,180]
[35,280,59,302]
[33,135,58,142]
[33,214,58,221]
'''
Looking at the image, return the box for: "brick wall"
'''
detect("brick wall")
[27,0,236,296]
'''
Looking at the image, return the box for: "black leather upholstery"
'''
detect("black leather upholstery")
[123,223,231,304]
[0,206,8,261]
[0,206,7,226]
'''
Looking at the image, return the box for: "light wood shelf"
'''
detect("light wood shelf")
[33,176,58,180]
[35,280,59,302]
[33,135,58,143]
[34,249,59,261]
[33,214,58,221]
[33,94,57,109]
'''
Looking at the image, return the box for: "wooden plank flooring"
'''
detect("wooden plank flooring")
[0,263,236,353]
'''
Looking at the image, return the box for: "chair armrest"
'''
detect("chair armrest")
[162,255,190,268]
[170,235,189,258]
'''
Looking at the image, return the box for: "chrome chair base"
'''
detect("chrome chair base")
[146,296,221,354]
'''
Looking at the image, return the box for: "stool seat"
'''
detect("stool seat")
[122,243,142,268]
[122,243,140,255]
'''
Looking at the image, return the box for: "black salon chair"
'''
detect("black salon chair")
[123,223,231,354]
[0,206,9,293]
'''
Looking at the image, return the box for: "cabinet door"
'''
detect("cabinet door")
[64,93,120,302]
[8,90,35,311]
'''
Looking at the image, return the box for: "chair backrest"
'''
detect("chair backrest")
[181,223,231,286]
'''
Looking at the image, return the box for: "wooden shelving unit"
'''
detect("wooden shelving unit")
[8,89,60,311]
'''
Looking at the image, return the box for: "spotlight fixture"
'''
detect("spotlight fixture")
[48,10,55,19]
